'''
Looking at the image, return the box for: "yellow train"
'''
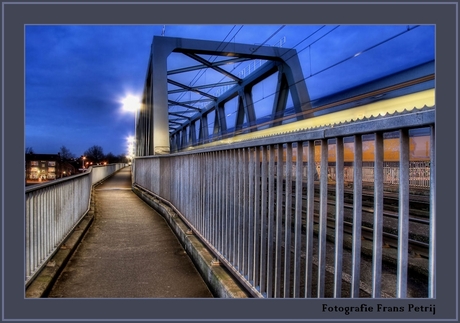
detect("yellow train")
[316,128,431,163]
[193,88,434,164]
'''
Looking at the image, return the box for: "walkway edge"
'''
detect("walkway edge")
[132,186,250,299]
[25,195,95,298]
[25,171,125,298]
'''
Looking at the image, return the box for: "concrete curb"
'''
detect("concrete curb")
[132,186,249,298]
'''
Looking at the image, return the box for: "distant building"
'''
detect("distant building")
[25,153,75,181]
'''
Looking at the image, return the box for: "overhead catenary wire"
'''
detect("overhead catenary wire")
[169,26,245,134]
[169,25,423,136]
[182,25,287,133]
[173,25,244,105]
[198,25,423,134]
[169,25,328,133]
[169,25,331,131]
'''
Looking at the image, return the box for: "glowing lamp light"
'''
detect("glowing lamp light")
[121,95,139,159]
[121,95,141,112]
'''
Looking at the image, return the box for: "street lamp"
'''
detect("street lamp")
[81,156,86,169]
[121,95,140,113]
[127,136,135,157]
[121,94,141,158]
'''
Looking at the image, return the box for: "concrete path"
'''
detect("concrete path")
[48,167,213,298]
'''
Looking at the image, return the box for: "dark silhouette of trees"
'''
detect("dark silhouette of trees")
[117,154,129,163]
[59,145,75,160]
[105,152,117,164]
[83,145,105,163]
[102,152,129,164]
[61,145,130,165]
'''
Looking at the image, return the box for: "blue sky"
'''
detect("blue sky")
[25,24,434,157]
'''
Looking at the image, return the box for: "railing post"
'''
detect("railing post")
[317,139,328,298]
[334,137,344,298]
[428,125,436,298]
[351,135,363,298]
[304,140,315,298]
[372,132,384,297]
[293,142,303,297]
[283,143,293,297]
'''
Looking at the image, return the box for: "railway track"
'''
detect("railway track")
[307,183,431,217]
[280,187,430,264]
[334,187,430,219]
[325,216,430,259]
[282,180,431,217]
[274,190,430,297]
[270,201,430,298]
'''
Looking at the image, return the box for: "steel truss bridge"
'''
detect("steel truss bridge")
[26,36,436,300]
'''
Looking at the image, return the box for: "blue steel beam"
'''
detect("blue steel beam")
[167,57,251,75]
[138,36,311,155]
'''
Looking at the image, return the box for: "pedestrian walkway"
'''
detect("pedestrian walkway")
[48,167,213,298]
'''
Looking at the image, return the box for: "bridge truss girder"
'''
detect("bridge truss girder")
[137,36,311,156]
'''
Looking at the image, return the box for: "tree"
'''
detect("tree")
[59,145,75,160]
[105,152,118,164]
[25,147,34,154]
[117,154,128,163]
[83,145,105,163]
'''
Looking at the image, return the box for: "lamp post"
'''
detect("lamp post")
[81,156,86,169]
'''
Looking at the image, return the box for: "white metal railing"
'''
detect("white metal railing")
[25,163,126,286]
[134,109,435,298]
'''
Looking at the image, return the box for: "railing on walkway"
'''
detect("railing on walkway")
[134,108,435,298]
[25,163,126,286]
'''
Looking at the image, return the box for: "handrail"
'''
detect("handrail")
[25,163,126,286]
[134,109,435,298]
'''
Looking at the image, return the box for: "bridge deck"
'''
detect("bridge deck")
[47,167,213,298]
